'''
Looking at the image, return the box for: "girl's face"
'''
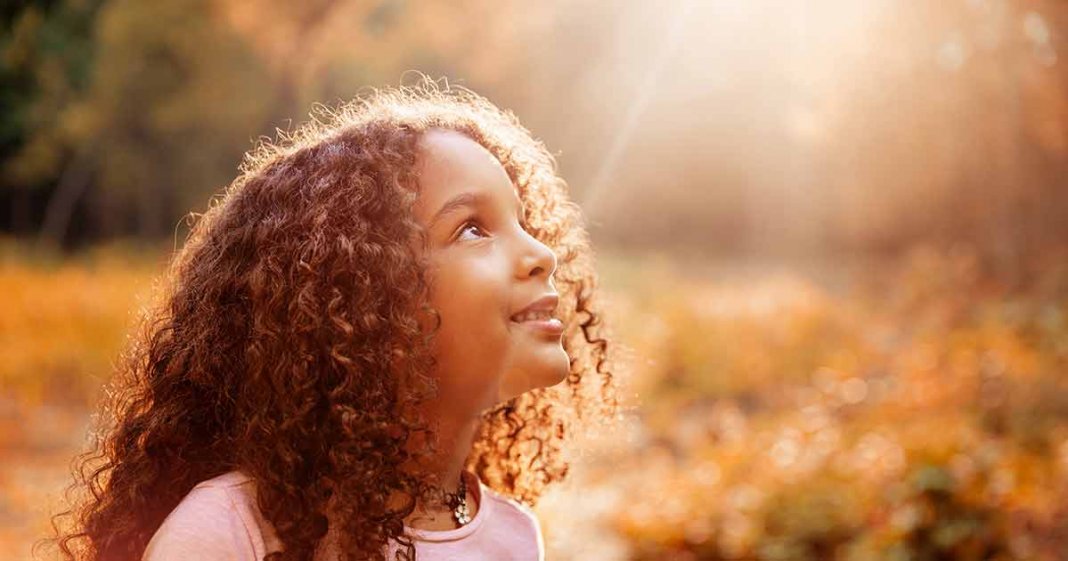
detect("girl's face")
[412,129,569,418]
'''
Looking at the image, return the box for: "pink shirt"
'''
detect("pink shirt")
[142,470,544,561]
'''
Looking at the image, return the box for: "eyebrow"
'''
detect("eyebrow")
[428,190,523,229]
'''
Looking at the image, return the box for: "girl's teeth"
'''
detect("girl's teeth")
[514,311,550,322]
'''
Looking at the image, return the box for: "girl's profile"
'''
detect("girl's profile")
[46,78,618,561]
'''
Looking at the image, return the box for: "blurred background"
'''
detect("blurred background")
[1,0,1066,559]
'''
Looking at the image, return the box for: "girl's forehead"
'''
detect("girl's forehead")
[416,129,503,177]
[413,130,519,218]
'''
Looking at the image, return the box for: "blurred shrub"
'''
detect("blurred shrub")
[591,246,1068,561]
[0,237,159,408]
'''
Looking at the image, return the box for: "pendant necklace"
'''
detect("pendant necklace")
[445,472,471,526]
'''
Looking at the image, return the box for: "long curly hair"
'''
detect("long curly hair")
[42,77,619,561]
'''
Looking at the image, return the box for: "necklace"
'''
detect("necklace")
[444,472,471,526]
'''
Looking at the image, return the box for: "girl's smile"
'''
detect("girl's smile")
[509,292,565,337]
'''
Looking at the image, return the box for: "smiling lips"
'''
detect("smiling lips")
[510,294,564,337]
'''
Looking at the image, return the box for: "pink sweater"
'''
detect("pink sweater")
[141,470,544,561]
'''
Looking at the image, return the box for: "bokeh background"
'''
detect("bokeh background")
[2,0,1067,559]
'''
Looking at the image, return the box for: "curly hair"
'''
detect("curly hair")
[42,77,619,561]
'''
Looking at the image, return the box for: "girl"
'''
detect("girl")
[46,78,618,561]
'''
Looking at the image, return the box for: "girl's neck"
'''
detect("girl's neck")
[397,413,480,528]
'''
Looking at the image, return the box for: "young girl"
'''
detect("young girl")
[46,78,618,561]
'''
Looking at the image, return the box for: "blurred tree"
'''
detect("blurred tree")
[3,0,279,243]
[1,0,1065,258]
[76,0,278,240]
[1,0,102,237]
[4,0,546,244]
[822,0,1067,269]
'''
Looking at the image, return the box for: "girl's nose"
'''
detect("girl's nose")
[516,228,557,280]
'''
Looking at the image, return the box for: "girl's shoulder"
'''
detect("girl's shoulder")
[192,470,257,489]
[479,486,545,556]
[480,485,541,531]
[142,470,282,561]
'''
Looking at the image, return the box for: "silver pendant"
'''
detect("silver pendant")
[454,500,471,525]
[453,474,471,525]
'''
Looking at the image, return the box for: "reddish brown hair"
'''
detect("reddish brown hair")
[44,78,619,561]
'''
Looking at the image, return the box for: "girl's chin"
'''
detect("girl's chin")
[499,351,571,400]
[534,348,572,387]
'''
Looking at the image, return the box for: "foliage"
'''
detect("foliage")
[0,236,160,407]
[536,245,1068,560]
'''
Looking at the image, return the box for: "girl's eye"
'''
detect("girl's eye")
[456,221,487,241]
